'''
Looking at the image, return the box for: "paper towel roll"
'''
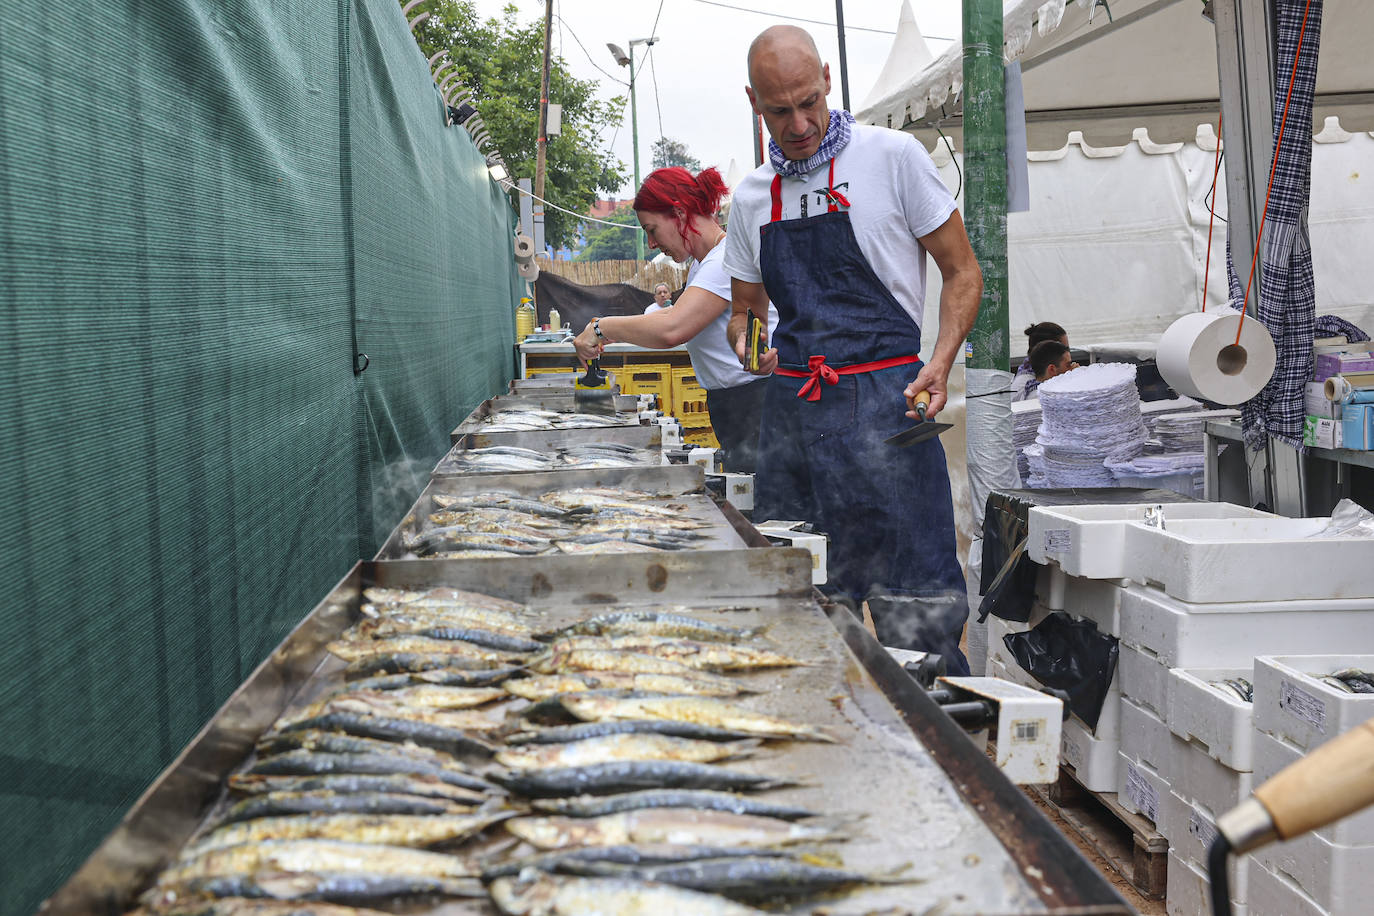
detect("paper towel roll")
[1156,308,1276,405]
[513,234,536,264]
[517,259,540,281]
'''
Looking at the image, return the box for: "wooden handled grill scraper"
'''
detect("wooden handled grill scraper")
[574,357,617,415]
[885,390,953,447]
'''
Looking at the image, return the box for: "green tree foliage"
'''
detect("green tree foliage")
[415,2,628,250]
[651,137,701,172]
[574,203,642,262]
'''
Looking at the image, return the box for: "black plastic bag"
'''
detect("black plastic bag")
[1003,612,1118,731]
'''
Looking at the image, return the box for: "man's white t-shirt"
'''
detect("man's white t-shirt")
[723,124,955,331]
[684,239,779,391]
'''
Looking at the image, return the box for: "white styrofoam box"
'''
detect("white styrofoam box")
[1252,729,1374,846]
[1248,860,1329,916]
[1165,790,1252,898]
[1167,849,1249,916]
[1252,654,1374,752]
[1026,502,1274,579]
[1120,696,1171,773]
[1117,752,1174,829]
[1118,642,1170,716]
[1167,667,1255,771]
[1118,584,1374,669]
[1170,734,1252,821]
[1035,563,1130,631]
[1128,515,1374,603]
[1060,714,1119,792]
[1251,826,1374,913]
[990,611,1121,738]
[721,473,753,512]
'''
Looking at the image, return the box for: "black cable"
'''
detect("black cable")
[935,113,962,200]
[647,45,665,141]
[1204,141,1228,223]
[684,0,954,38]
[554,12,628,86]
[1206,834,1233,916]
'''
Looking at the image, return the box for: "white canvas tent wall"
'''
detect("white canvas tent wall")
[857,0,1374,351]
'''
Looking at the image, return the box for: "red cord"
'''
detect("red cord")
[1202,113,1223,313]
[1236,0,1314,345]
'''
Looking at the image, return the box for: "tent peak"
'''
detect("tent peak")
[858,0,935,113]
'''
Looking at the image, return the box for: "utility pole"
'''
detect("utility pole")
[629,41,644,262]
[533,0,553,254]
[609,38,656,262]
[835,0,851,111]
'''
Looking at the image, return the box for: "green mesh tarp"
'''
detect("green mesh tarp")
[0,0,518,910]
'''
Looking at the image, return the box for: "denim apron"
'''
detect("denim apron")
[755,160,969,673]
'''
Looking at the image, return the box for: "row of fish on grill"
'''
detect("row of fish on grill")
[438,443,656,475]
[132,586,905,915]
[472,408,633,434]
[399,487,714,558]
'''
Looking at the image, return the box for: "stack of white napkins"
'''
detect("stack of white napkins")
[1011,399,1043,486]
[1032,363,1147,487]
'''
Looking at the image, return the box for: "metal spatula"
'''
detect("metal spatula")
[885,390,953,448]
[574,358,617,416]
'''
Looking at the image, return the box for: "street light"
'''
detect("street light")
[607,36,657,262]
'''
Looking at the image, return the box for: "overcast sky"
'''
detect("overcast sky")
[469,0,964,198]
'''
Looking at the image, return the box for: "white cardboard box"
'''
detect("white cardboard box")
[1303,415,1341,449]
[1251,729,1374,846]
[1167,666,1255,771]
[1252,654,1374,752]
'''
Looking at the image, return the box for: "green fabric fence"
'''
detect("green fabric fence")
[0,0,518,910]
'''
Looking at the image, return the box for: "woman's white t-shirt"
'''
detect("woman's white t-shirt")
[683,239,779,391]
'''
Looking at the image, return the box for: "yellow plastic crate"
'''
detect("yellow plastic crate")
[683,428,720,448]
[619,363,672,403]
[670,366,710,421]
[525,365,578,379]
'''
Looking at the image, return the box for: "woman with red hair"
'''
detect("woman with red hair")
[574,166,776,473]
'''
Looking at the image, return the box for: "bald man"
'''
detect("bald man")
[723,26,982,672]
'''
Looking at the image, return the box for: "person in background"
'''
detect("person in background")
[1012,321,1068,401]
[1022,339,1079,399]
[723,26,982,673]
[574,166,778,473]
[645,283,672,314]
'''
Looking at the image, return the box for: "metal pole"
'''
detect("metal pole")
[963,0,1007,371]
[533,0,553,257]
[835,0,851,112]
[961,0,1011,678]
[630,43,644,262]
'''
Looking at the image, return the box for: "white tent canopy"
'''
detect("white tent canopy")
[859,0,1374,151]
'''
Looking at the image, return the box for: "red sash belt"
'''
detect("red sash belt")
[775,353,920,401]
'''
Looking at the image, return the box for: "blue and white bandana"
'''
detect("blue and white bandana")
[768,109,856,178]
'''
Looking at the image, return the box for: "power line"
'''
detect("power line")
[647,44,665,142]
[504,180,641,231]
[650,0,666,37]
[683,0,954,40]
[554,11,628,86]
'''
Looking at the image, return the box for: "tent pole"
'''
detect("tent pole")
[963,0,1007,374]
[1211,0,1276,318]
[961,0,1012,677]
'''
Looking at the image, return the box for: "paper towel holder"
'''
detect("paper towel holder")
[1217,344,1248,376]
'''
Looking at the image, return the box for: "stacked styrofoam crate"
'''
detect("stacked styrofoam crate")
[1160,665,1258,915]
[1247,655,1374,916]
[1025,501,1374,875]
[986,563,1129,792]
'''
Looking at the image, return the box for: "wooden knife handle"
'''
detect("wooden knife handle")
[1254,718,1374,840]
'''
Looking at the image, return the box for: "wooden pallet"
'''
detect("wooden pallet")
[1030,764,1169,900]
